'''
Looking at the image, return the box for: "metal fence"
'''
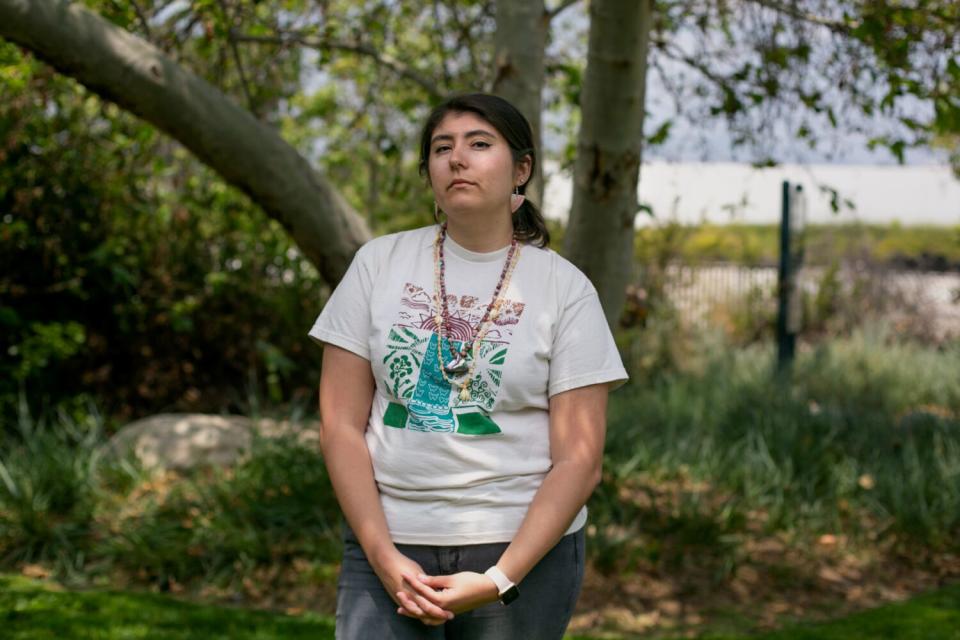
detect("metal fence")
[639,262,960,342]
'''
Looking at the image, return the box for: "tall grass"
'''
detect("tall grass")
[0,401,342,588]
[103,433,342,586]
[0,396,115,577]
[593,326,960,574]
[3,329,958,590]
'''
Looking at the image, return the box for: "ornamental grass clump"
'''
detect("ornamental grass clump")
[0,398,121,577]
[1,399,342,591]
[102,433,342,588]
[592,328,960,573]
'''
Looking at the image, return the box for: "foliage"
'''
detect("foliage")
[0,403,342,591]
[0,552,960,640]
[4,1,959,423]
[592,328,960,576]
[4,574,960,640]
[103,434,341,587]
[95,0,496,233]
[0,0,501,424]
[0,399,107,574]
[0,42,326,425]
[645,1,960,167]
[634,223,960,268]
[0,573,335,639]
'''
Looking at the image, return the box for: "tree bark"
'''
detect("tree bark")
[492,0,547,210]
[563,0,652,328]
[0,0,370,285]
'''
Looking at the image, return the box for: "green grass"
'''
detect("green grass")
[599,327,960,560]
[0,574,335,639]
[4,573,959,639]
[634,222,960,267]
[3,331,959,637]
[567,584,960,639]
[749,583,960,639]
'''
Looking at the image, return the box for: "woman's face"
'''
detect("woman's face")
[427,111,529,219]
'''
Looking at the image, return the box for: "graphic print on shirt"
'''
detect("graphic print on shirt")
[381,282,525,435]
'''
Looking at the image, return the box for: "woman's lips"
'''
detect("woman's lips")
[448,180,475,189]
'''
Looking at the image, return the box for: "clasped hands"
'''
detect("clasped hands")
[396,570,500,625]
[375,549,500,626]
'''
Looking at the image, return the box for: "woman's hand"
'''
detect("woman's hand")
[371,549,454,626]
[396,571,500,618]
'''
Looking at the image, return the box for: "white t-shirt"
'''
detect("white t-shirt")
[308,225,628,545]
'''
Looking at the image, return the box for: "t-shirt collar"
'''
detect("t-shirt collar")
[443,229,513,263]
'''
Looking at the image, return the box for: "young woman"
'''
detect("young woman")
[309,93,627,639]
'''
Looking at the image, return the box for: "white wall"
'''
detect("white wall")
[542,161,960,226]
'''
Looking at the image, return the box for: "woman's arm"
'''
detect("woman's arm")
[399,382,608,614]
[319,344,453,624]
[494,382,607,581]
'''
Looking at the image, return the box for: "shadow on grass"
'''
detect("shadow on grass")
[569,582,960,639]
[0,574,335,639]
[5,573,960,639]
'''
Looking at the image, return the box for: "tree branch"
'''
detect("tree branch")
[444,0,481,83]
[431,0,454,87]
[0,0,369,283]
[660,42,730,92]
[127,0,152,39]
[229,30,443,99]
[547,0,580,22]
[217,0,255,114]
[744,0,857,36]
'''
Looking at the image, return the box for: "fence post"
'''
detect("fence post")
[777,182,805,371]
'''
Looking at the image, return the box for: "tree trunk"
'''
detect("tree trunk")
[563,0,652,328]
[492,0,547,210]
[0,0,370,285]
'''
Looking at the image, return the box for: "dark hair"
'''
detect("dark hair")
[418,93,550,248]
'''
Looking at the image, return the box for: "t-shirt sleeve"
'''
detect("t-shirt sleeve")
[548,283,629,397]
[306,244,375,361]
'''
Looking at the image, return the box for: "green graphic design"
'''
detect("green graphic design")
[455,412,501,435]
[379,283,525,436]
[382,327,427,400]
[383,402,408,429]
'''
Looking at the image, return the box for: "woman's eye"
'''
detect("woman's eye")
[472,141,490,149]
[433,145,450,154]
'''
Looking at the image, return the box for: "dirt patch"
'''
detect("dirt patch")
[570,529,960,637]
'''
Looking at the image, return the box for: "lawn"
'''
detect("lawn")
[2,331,958,638]
[4,574,959,639]
[0,574,335,639]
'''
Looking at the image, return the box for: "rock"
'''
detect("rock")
[105,413,320,472]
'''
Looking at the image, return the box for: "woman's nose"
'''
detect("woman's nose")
[448,144,466,169]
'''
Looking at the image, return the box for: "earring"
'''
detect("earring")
[434,201,441,223]
[510,186,525,214]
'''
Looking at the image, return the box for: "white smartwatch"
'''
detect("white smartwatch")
[484,566,519,605]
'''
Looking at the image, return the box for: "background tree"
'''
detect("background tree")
[0,0,370,285]
[563,0,653,328]
[555,0,959,324]
[1,0,957,419]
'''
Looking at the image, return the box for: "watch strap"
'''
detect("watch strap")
[484,566,519,605]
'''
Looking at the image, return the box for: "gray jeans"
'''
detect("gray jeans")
[335,525,586,640]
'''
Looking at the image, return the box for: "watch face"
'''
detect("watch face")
[500,585,519,606]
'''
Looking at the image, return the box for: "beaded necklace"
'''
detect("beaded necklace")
[433,223,521,403]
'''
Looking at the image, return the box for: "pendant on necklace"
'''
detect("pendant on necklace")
[444,355,469,374]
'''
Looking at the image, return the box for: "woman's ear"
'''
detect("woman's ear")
[516,155,533,187]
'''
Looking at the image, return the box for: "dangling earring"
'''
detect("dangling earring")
[434,201,442,223]
[510,186,525,214]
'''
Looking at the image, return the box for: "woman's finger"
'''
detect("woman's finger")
[398,587,452,621]
[401,573,446,605]
[397,591,448,625]
[416,573,451,590]
[396,591,425,617]
[410,590,453,620]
